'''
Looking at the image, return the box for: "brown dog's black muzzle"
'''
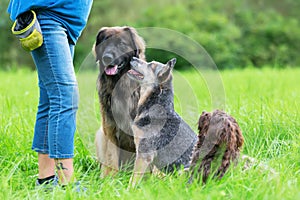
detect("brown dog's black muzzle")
[102,53,114,66]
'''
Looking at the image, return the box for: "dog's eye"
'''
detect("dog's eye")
[118,42,127,49]
[136,116,151,127]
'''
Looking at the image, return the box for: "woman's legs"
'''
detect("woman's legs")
[38,153,55,179]
[31,11,78,184]
[55,159,74,185]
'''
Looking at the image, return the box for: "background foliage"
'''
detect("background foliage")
[1,0,300,70]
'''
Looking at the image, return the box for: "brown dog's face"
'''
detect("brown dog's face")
[94,26,145,76]
[128,57,176,85]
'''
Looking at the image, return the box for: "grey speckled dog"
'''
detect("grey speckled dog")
[127,57,197,187]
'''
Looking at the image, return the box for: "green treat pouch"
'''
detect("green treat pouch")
[12,10,43,51]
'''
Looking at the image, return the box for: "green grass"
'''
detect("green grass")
[0,67,299,199]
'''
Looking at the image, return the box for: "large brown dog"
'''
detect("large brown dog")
[93,26,146,177]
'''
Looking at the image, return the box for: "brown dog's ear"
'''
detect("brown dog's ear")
[95,28,107,46]
[123,26,146,60]
[123,26,140,58]
[93,28,107,61]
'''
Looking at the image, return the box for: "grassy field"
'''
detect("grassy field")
[0,67,299,199]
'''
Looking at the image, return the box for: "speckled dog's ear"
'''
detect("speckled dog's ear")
[167,58,176,68]
[157,58,176,83]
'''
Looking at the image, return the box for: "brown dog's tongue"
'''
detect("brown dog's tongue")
[105,65,118,75]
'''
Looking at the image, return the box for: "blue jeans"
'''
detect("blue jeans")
[31,11,79,159]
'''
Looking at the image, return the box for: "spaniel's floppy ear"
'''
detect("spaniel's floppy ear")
[198,111,211,134]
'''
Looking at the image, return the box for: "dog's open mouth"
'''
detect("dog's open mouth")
[127,69,144,80]
[104,62,125,75]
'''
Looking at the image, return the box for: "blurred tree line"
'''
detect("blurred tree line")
[1,0,300,70]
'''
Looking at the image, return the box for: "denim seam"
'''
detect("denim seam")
[49,153,74,159]
[42,118,48,151]
[43,37,62,158]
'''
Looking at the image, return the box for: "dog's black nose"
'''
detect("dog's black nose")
[102,54,113,65]
[132,57,138,61]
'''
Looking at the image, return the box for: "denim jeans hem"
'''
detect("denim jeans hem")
[32,147,74,159]
[32,147,49,154]
[49,154,74,159]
